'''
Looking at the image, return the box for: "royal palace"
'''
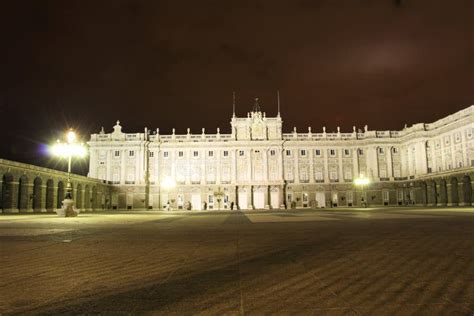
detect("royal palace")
[85,101,474,211]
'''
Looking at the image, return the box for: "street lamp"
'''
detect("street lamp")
[50,129,87,216]
[160,176,176,210]
[354,174,370,208]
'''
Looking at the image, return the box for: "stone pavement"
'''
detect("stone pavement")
[1,207,473,315]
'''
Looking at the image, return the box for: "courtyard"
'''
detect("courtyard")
[1,207,473,315]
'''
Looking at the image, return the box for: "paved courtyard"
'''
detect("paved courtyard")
[1,207,473,315]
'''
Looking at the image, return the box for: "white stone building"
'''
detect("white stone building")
[88,102,474,210]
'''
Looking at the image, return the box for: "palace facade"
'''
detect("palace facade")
[87,102,474,210]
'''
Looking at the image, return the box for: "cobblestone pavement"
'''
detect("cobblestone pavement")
[1,207,473,315]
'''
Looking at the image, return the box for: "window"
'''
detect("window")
[378,148,385,155]
[330,171,338,180]
[223,150,229,157]
[208,151,214,157]
[315,171,324,181]
[300,149,307,157]
[358,149,364,155]
[178,151,184,157]
[329,149,336,157]
[114,150,120,157]
[163,151,169,158]
[129,150,135,157]
[347,191,353,203]
[315,149,321,156]
[149,151,154,158]
[383,191,389,201]
[344,149,350,156]
[392,147,399,154]
[286,150,292,156]
[193,151,199,157]
[270,150,276,156]
[239,150,245,156]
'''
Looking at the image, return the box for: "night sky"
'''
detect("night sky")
[0,0,472,175]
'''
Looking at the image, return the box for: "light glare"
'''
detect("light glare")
[161,177,176,189]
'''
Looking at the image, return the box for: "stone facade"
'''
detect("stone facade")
[87,103,474,210]
[0,159,110,213]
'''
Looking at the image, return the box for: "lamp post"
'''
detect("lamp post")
[50,129,87,217]
[354,174,370,208]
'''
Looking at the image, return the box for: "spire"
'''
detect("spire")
[232,91,236,117]
[253,97,261,112]
[277,90,281,117]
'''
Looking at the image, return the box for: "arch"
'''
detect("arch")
[419,182,428,206]
[450,177,459,206]
[18,175,29,211]
[57,181,65,208]
[462,175,472,206]
[428,180,437,206]
[32,177,43,211]
[1,173,14,211]
[92,186,98,210]
[84,185,90,210]
[46,179,54,211]
[76,183,83,209]
[438,179,448,206]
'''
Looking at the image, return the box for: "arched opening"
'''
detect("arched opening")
[462,175,472,206]
[46,179,54,211]
[33,177,43,211]
[429,180,437,206]
[76,184,82,209]
[57,181,65,208]
[450,177,459,206]
[438,179,448,206]
[420,182,428,206]
[92,186,98,210]
[18,175,29,211]
[84,185,90,210]
[1,173,14,211]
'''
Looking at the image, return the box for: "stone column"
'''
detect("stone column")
[264,186,270,209]
[121,150,126,184]
[263,149,268,182]
[294,149,300,184]
[387,147,394,178]
[323,149,329,183]
[338,149,344,181]
[352,149,359,178]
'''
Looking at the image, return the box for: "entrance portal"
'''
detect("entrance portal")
[315,192,326,208]
[254,191,264,209]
